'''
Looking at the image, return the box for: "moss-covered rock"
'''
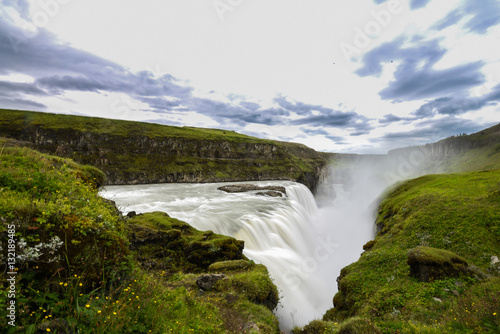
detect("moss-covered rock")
[0,109,327,192]
[208,259,255,272]
[315,171,500,333]
[407,246,469,282]
[127,212,245,272]
[216,264,279,311]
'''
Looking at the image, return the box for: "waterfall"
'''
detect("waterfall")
[100,179,379,332]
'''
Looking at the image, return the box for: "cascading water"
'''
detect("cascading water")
[100,177,384,332]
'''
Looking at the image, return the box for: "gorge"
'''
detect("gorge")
[1,109,499,333]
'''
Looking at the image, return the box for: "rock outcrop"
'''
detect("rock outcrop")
[217,184,287,195]
[0,109,327,192]
[407,246,488,282]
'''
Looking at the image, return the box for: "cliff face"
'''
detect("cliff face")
[388,123,500,159]
[0,109,326,192]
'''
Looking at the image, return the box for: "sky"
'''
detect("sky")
[0,0,499,154]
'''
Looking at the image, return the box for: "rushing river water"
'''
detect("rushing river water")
[100,179,379,331]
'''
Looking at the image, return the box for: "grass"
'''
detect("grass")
[296,170,500,333]
[0,109,327,190]
[0,142,281,333]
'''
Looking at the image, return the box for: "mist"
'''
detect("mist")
[99,147,435,333]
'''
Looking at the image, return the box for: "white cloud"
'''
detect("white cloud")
[0,0,498,154]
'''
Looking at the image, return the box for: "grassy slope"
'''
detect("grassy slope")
[0,141,280,333]
[0,108,261,141]
[294,170,500,334]
[0,109,326,189]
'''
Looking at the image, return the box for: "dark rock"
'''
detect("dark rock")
[126,211,137,218]
[196,274,225,290]
[407,246,469,282]
[256,191,283,197]
[363,240,376,251]
[218,184,286,196]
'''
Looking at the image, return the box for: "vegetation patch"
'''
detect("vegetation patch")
[0,109,327,191]
[0,142,280,333]
[313,170,500,333]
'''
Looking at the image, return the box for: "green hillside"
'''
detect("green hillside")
[294,170,500,334]
[0,109,326,191]
[0,141,280,333]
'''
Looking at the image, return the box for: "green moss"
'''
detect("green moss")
[337,317,382,334]
[407,246,468,267]
[208,259,255,272]
[320,170,500,333]
[292,319,337,333]
[0,143,281,333]
[0,109,327,190]
[127,212,245,272]
[216,264,279,311]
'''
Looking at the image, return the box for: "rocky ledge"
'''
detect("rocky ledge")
[217,184,287,197]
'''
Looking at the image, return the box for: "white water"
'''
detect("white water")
[100,177,384,331]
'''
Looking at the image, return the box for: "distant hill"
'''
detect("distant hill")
[388,123,500,174]
[0,109,327,191]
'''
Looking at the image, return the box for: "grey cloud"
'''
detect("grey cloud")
[372,0,431,10]
[374,116,491,150]
[0,97,47,110]
[378,114,413,124]
[239,101,261,111]
[463,0,500,34]
[414,84,500,118]
[274,96,332,116]
[291,109,373,136]
[432,9,464,30]
[0,80,48,97]
[356,37,485,101]
[410,0,431,10]
[301,128,329,136]
[136,97,182,111]
[2,0,31,20]
[432,0,500,34]
[300,128,347,143]
[1,18,192,100]
[326,135,346,143]
[188,98,289,126]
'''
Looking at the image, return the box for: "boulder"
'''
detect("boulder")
[196,274,226,290]
[256,191,283,197]
[218,184,286,196]
[407,246,469,282]
[208,260,254,272]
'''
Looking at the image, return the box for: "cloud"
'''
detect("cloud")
[356,37,485,101]
[432,0,500,34]
[373,116,493,150]
[372,0,431,10]
[2,0,31,20]
[291,109,373,136]
[187,97,289,126]
[432,9,464,30]
[410,0,431,10]
[463,0,500,34]
[378,113,414,124]
[274,96,333,116]
[0,80,48,97]
[413,83,500,118]
[0,97,47,110]
[301,128,329,136]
